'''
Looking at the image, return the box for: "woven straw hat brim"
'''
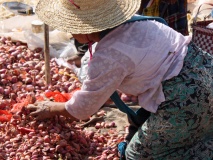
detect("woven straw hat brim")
[36,0,141,34]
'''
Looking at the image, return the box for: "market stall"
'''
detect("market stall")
[0,0,213,160]
[0,1,138,160]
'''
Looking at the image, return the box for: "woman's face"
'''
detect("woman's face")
[72,32,100,43]
[72,34,89,44]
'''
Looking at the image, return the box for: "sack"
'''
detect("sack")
[192,3,213,54]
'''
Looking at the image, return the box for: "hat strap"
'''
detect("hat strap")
[69,0,80,9]
[86,35,93,62]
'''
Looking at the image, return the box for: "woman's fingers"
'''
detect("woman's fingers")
[27,101,48,110]
[27,104,39,111]
[36,114,48,121]
[26,101,55,120]
[29,110,41,117]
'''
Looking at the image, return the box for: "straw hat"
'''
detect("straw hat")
[35,0,141,34]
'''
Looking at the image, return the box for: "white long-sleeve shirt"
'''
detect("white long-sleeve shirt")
[65,20,192,120]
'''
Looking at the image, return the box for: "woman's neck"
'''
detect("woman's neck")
[88,32,101,42]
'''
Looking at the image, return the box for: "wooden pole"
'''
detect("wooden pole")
[44,24,51,85]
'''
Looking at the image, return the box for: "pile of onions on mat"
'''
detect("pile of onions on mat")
[0,36,131,160]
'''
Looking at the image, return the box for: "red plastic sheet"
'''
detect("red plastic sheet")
[35,95,45,101]
[11,95,35,113]
[0,110,12,122]
[45,88,80,102]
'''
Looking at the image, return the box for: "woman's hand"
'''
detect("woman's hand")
[27,101,78,121]
[27,101,58,120]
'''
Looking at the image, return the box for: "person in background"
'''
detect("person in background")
[138,0,189,35]
[27,0,213,159]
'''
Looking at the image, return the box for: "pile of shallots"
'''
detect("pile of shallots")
[0,36,127,160]
[0,108,124,160]
[0,36,81,108]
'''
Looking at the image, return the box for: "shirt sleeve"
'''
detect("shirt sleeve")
[65,47,135,120]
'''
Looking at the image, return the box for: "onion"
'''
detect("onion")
[11,76,18,83]
[0,86,4,94]
[1,79,7,85]
[120,93,131,102]
[25,85,34,91]
[25,77,32,84]
[11,50,21,57]
[4,88,10,96]
[0,73,6,79]
[0,69,6,74]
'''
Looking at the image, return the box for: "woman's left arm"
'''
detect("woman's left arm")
[27,48,134,121]
[65,48,135,120]
[27,101,78,121]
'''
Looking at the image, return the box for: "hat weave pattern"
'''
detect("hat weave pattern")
[36,0,141,34]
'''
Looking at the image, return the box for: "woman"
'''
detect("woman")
[27,0,213,159]
[69,0,188,68]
